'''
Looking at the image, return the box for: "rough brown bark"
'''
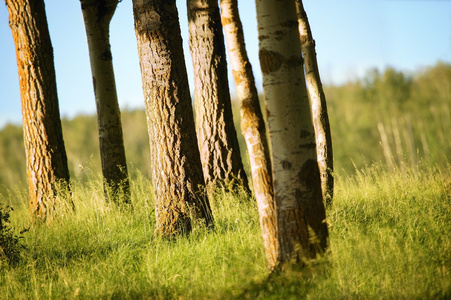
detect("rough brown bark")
[80,0,130,204]
[132,0,213,236]
[220,0,277,269]
[255,0,328,269]
[296,0,334,205]
[5,0,71,218]
[187,0,248,191]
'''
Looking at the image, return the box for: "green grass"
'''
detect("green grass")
[1,164,450,299]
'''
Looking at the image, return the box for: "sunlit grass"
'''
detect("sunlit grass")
[1,164,450,299]
[322,163,451,299]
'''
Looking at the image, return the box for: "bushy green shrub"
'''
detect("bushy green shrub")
[0,204,26,266]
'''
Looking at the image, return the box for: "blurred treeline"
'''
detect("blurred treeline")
[0,62,450,195]
[327,62,450,173]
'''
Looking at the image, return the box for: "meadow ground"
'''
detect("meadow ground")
[1,163,450,299]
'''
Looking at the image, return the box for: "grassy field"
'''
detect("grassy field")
[1,163,450,299]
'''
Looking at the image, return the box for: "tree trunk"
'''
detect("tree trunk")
[80,0,130,204]
[187,0,248,191]
[132,0,213,236]
[5,0,71,219]
[255,0,328,269]
[296,0,334,206]
[220,0,277,269]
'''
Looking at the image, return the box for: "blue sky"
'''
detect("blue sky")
[0,0,450,128]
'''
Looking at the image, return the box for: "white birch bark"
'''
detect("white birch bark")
[220,0,278,269]
[255,0,328,267]
[296,0,334,205]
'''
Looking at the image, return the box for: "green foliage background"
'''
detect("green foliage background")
[326,62,451,172]
[1,62,450,196]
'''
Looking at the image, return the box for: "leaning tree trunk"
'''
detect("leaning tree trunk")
[132,0,213,236]
[5,0,71,219]
[80,0,130,204]
[255,0,328,269]
[187,0,248,191]
[220,0,278,269]
[296,0,334,206]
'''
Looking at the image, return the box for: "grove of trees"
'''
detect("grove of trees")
[3,0,450,273]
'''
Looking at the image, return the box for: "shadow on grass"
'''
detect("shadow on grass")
[228,258,331,299]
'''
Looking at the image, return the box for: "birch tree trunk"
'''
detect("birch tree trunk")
[187,0,248,191]
[296,0,334,205]
[220,0,277,269]
[133,0,213,236]
[80,0,130,204]
[5,0,70,218]
[255,0,328,268]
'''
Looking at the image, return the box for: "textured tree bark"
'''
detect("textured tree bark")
[132,0,213,236]
[5,0,71,219]
[220,0,278,269]
[296,0,334,206]
[187,0,248,191]
[80,0,130,204]
[255,0,328,269]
